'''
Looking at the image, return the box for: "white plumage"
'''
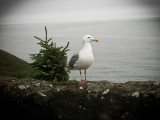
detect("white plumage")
[68,35,98,83]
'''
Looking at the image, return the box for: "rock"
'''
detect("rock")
[101,96,104,99]
[25,85,29,88]
[18,85,26,90]
[38,91,47,97]
[35,83,40,87]
[154,82,159,85]
[103,89,109,95]
[57,88,61,91]
[48,84,53,87]
[12,79,15,82]
[132,91,140,97]
[79,86,83,90]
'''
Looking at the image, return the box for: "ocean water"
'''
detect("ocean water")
[0,20,160,83]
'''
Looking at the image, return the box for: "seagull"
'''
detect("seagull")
[68,35,98,84]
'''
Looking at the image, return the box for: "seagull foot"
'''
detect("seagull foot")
[79,80,88,84]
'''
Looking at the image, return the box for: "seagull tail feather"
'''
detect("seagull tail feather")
[66,64,73,71]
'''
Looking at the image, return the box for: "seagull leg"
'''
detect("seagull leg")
[79,70,86,84]
[84,70,87,80]
[79,70,87,84]
[83,69,88,83]
[79,70,83,82]
[79,70,83,84]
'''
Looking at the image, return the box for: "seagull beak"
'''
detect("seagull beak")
[92,38,99,42]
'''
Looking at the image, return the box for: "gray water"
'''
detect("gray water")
[0,20,160,83]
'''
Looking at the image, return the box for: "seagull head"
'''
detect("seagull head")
[83,35,99,43]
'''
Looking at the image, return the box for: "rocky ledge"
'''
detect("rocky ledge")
[0,76,160,120]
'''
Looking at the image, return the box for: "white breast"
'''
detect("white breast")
[73,43,94,70]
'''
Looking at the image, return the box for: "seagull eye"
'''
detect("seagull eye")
[88,37,91,38]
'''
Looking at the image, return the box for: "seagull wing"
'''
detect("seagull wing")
[69,53,79,69]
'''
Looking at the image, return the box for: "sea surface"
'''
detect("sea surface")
[0,20,160,83]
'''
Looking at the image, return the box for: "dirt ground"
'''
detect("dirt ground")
[0,76,160,120]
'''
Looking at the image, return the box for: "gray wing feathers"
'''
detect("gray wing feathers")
[69,53,79,68]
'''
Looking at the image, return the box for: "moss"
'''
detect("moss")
[52,80,78,85]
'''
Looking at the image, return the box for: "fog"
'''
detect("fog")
[0,0,160,25]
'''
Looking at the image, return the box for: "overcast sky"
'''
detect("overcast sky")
[0,0,160,25]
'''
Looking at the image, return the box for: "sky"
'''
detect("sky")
[0,0,160,25]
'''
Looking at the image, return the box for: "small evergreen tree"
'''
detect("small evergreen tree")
[30,26,69,82]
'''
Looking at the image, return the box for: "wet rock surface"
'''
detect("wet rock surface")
[0,76,160,120]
